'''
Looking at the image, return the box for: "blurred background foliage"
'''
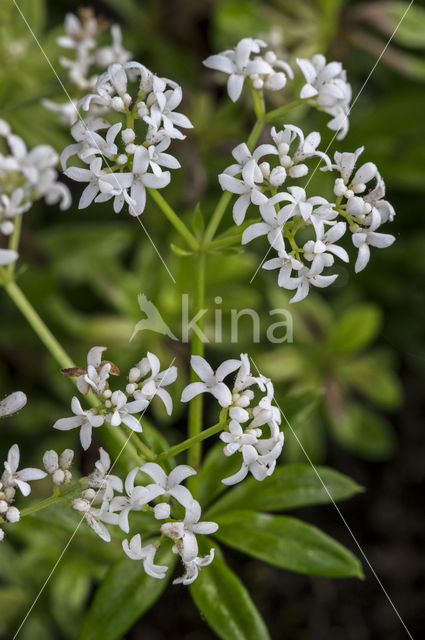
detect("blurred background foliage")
[0,0,424,638]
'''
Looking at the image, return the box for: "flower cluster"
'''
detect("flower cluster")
[203,37,294,102]
[54,347,177,450]
[44,9,131,125]
[0,119,71,266]
[70,449,217,584]
[0,444,47,539]
[43,449,74,486]
[62,61,192,216]
[297,54,352,139]
[218,124,395,302]
[182,354,284,484]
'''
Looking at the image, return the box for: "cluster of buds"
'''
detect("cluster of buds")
[44,9,131,125]
[0,120,71,266]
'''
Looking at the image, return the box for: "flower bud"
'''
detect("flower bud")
[122,128,135,144]
[288,164,308,178]
[111,96,125,112]
[6,506,20,523]
[333,178,346,197]
[154,503,171,520]
[52,469,66,485]
[117,154,128,165]
[59,449,74,470]
[129,367,141,383]
[265,72,286,91]
[43,450,58,474]
[0,528,4,541]
[125,143,137,155]
[0,500,8,514]
[269,166,287,187]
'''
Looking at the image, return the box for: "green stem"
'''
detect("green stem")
[187,251,206,494]
[265,99,304,123]
[203,118,266,244]
[122,424,156,461]
[4,281,74,369]
[147,189,199,251]
[157,420,224,462]
[19,481,82,518]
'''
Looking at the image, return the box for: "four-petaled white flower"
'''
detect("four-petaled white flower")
[181,356,242,408]
[161,500,218,562]
[53,397,105,450]
[173,549,215,586]
[1,444,46,497]
[139,463,196,509]
[122,534,168,579]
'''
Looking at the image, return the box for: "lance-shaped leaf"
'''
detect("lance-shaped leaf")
[190,540,270,640]
[213,511,363,578]
[78,542,176,640]
[207,464,363,516]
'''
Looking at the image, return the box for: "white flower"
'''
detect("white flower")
[64,157,123,209]
[1,444,46,497]
[352,213,395,273]
[143,84,193,140]
[130,352,177,416]
[110,467,161,533]
[173,549,215,585]
[220,419,259,455]
[270,125,331,176]
[297,54,351,139]
[139,463,196,509]
[203,38,293,102]
[95,25,131,67]
[42,449,74,485]
[285,262,338,303]
[123,534,168,579]
[0,391,27,417]
[303,221,348,271]
[87,448,123,504]
[263,250,303,287]
[106,390,145,432]
[218,142,275,224]
[73,346,115,395]
[72,497,118,542]
[181,356,242,408]
[53,397,105,450]
[160,500,218,562]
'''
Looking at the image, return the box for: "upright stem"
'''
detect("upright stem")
[7,215,22,278]
[4,281,74,369]
[187,251,206,494]
[157,420,224,462]
[147,188,199,251]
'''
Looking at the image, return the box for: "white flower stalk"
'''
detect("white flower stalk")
[297,54,352,139]
[122,534,168,579]
[1,444,46,497]
[0,391,27,417]
[63,61,192,217]
[0,120,71,265]
[43,449,74,485]
[203,38,293,102]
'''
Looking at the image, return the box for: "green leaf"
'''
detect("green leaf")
[328,304,381,353]
[78,543,176,640]
[214,511,363,578]
[330,403,397,460]
[277,389,321,426]
[207,465,363,517]
[170,243,193,257]
[338,352,402,410]
[389,2,425,48]
[140,418,176,472]
[190,540,270,640]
